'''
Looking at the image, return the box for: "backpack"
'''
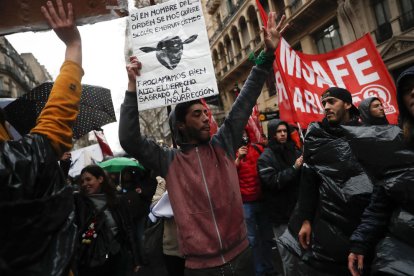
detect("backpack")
[78,204,120,268]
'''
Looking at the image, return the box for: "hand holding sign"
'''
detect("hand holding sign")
[129,0,218,110]
[127,56,142,92]
[263,12,287,53]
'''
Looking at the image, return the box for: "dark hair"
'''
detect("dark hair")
[80,165,117,207]
[174,99,203,123]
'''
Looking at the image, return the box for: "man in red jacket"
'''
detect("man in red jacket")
[235,129,275,276]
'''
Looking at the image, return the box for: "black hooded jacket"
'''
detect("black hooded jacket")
[257,119,301,225]
[358,97,389,125]
[349,66,414,274]
[296,116,376,274]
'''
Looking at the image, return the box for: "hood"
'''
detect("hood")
[168,109,184,146]
[267,119,291,143]
[358,97,388,125]
[396,65,414,123]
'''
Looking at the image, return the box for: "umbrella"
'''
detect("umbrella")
[4,82,116,139]
[98,157,144,173]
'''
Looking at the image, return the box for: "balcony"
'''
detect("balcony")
[216,38,263,84]
[209,0,247,44]
[282,0,337,41]
[399,9,414,32]
[375,22,393,44]
[0,63,34,92]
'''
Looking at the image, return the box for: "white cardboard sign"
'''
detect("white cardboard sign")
[129,0,219,110]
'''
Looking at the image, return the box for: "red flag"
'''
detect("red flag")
[274,35,398,128]
[200,98,218,136]
[245,105,265,144]
[94,130,114,159]
[254,5,398,128]
[256,0,268,28]
[290,129,302,149]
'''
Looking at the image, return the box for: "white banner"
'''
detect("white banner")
[129,0,219,110]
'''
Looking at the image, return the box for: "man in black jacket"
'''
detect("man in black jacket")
[257,119,302,276]
[348,66,414,276]
[257,119,302,238]
[296,87,375,275]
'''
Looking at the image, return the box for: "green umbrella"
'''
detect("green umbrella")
[98,157,144,173]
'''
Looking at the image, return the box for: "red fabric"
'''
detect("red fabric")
[273,35,398,128]
[290,129,302,149]
[200,98,218,136]
[245,117,262,144]
[256,0,268,28]
[94,130,114,158]
[245,105,265,144]
[236,144,264,202]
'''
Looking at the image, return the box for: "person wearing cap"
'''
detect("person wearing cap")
[358,97,389,126]
[294,87,375,275]
[318,86,361,126]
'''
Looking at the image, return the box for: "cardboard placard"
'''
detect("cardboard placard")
[0,0,128,35]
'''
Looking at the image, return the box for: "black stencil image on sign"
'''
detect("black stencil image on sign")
[140,35,198,70]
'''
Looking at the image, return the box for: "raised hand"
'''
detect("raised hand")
[263,12,288,53]
[41,0,81,65]
[127,56,142,92]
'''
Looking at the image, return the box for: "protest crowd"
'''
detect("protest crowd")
[1,1,414,276]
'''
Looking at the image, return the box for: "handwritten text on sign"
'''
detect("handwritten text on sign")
[129,0,218,110]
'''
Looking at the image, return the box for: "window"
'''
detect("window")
[372,0,393,43]
[290,0,303,13]
[226,0,234,13]
[314,22,343,54]
[216,13,222,29]
[399,0,414,31]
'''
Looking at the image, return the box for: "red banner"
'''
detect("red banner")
[274,35,398,128]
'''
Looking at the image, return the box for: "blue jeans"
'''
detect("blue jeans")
[243,201,275,276]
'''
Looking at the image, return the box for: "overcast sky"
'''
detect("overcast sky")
[6,15,131,154]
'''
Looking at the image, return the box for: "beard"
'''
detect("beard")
[327,106,347,126]
[185,126,210,144]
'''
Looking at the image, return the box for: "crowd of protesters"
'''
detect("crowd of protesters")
[1,1,414,276]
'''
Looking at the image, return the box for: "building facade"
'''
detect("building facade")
[203,0,414,123]
[0,37,51,98]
